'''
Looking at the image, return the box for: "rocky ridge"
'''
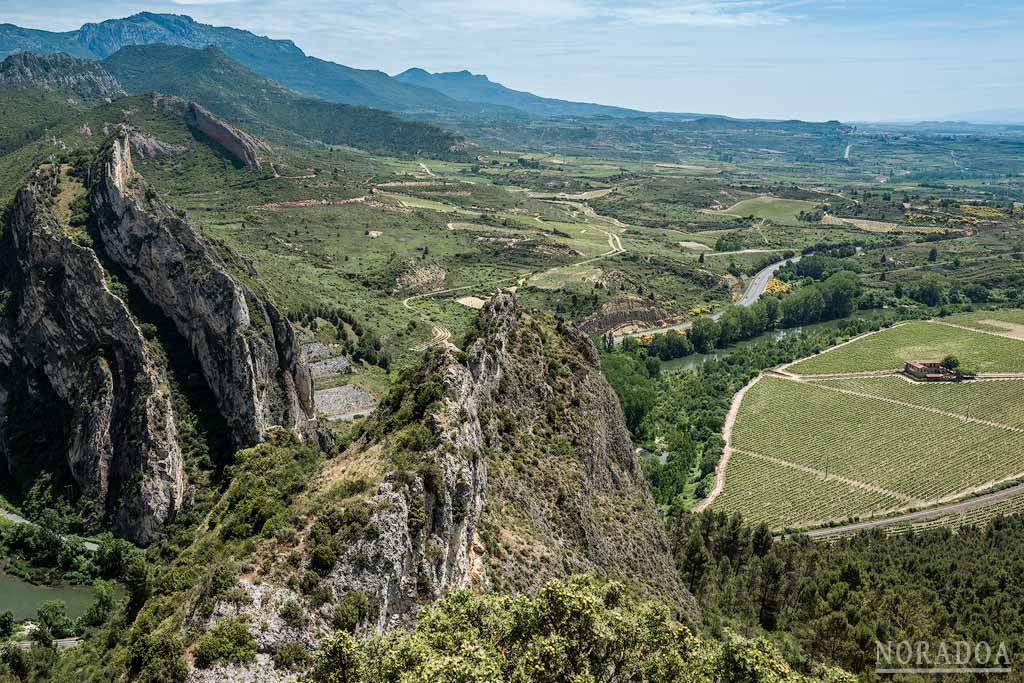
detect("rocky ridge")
[152,94,271,168]
[196,293,692,681]
[90,131,317,446]
[0,51,125,101]
[0,167,183,544]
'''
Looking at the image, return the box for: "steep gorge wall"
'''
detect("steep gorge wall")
[90,133,317,447]
[0,176,184,544]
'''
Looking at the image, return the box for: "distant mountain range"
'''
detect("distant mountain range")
[393,68,713,121]
[0,48,470,160]
[0,12,712,122]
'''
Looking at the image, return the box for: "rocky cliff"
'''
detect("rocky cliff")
[0,51,125,101]
[0,167,183,544]
[90,132,316,447]
[153,94,271,168]
[195,293,692,680]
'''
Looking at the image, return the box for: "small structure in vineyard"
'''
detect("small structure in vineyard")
[904,360,957,381]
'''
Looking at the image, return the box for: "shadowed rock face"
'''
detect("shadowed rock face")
[153,94,270,168]
[0,177,184,544]
[90,133,317,447]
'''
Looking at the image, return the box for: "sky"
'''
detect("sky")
[4,0,1024,121]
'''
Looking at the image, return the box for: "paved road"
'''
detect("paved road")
[793,481,1024,540]
[614,254,801,341]
[14,637,82,651]
[0,506,98,552]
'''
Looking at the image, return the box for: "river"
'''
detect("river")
[0,572,99,621]
[659,312,887,374]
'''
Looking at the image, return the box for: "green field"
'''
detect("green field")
[788,320,1024,375]
[714,197,819,226]
[715,373,1024,529]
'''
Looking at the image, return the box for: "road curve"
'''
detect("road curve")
[0,506,98,552]
[792,481,1024,540]
[614,254,800,342]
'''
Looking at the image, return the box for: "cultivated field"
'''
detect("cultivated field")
[787,320,1024,375]
[712,197,818,226]
[712,317,1024,530]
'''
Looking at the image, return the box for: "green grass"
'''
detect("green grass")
[788,321,1024,375]
[714,197,819,226]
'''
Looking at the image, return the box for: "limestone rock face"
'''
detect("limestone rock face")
[0,182,184,544]
[90,134,317,447]
[153,94,271,168]
[206,294,692,673]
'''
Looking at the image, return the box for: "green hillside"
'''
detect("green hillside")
[103,45,471,160]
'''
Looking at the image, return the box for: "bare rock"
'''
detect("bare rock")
[0,179,183,544]
[90,133,318,448]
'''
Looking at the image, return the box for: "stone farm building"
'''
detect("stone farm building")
[904,360,955,381]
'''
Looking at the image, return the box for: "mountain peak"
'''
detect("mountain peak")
[0,51,124,100]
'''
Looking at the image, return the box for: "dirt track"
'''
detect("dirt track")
[796,481,1024,540]
[692,374,761,513]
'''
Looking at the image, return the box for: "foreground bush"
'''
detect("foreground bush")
[307,576,853,683]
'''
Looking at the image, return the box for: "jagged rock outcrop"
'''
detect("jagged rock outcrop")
[90,133,317,446]
[201,293,692,681]
[127,130,185,159]
[0,172,183,544]
[152,94,270,168]
[0,51,125,101]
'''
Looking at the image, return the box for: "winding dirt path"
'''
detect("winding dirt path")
[692,374,761,512]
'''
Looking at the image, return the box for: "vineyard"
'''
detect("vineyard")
[787,320,1024,375]
[821,492,1024,540]
[811,376,1024,429]
[714,357,1024,530]
[711,449,908,529]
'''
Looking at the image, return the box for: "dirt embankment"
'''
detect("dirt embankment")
[578,296,668,335]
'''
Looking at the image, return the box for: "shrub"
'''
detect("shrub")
[331,592,369,633]
[311,544,336,575]
[279,599,306,630]
[193,617,257,668]
[272,641,311,671]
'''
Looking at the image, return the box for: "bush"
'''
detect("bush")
[193,617,257,668]
[279,599,306,630]
[311,544,337,575]
[271,641,311,671]
[331,592,369,633]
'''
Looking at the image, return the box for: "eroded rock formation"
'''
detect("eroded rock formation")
[90,133,317,446]
[0,172,183,544]
[579,294,669,335]
[153,94,271,168]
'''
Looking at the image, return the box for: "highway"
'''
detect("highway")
[614,254,800,342]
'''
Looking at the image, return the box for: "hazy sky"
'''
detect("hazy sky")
[6,1,1024,121]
